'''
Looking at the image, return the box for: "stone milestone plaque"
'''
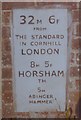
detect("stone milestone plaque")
[12,9,68,112]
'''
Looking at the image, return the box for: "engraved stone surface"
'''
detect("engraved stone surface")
[12,9,68,112]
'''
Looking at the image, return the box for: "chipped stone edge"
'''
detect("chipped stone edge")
[0,1,2,120]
